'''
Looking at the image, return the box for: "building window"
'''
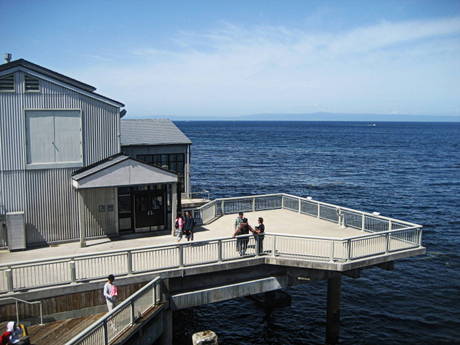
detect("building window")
[137,153,185,192]
[0,74,14,92]
[25,110,82,168]
[25,75,40,92]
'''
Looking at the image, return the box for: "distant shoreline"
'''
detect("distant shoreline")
[129,117,460,123]
[129,115,460,123]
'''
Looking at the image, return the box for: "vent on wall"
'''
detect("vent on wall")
[25,75,40,91]
[0,74,14,91]
[6,212,26,251]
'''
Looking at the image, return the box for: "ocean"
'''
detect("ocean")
[173,121,460,345]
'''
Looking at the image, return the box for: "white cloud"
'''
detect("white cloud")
[74,17,460,117]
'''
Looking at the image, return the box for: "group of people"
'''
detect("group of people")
[175,211,195,242]
[1,322,28,345]
[233,212,265,256]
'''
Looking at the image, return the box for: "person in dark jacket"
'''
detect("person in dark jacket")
[251,217,265,254]
[184,211,195,241]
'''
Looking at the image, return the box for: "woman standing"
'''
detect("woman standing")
[176,213,185,242]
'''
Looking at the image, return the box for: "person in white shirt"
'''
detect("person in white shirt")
[103,274,116,312]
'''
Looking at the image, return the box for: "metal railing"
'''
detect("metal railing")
[0,194,423,294]
[189,189,211,200]
[193,193,420,231]
[64,277,162,345]
[0,296,44,325]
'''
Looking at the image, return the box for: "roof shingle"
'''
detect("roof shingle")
[120,119,192,146]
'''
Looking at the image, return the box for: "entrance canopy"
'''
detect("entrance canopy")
[72,154,178,189]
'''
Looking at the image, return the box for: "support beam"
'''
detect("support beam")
[78,190,86,248]
[171,182,177,236]
[158,308,173,345]
[326,275,341,345]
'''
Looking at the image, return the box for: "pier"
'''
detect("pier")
[0,193,425,344]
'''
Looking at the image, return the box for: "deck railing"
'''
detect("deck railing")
[194,193,418,233]
[0,194,422,294]
[64,277,162,345]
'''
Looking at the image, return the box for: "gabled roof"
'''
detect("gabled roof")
[72,154,177,189]
[120,119,192,146]
[0,59,124,107]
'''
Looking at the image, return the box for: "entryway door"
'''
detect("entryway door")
[133,189,166,231]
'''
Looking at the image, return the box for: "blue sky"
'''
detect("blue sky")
[1,0,460,118]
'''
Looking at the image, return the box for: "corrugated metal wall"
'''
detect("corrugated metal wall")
[80,188,117,238]
[0,71,121,245]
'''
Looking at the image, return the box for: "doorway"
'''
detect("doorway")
[118,184,167,233]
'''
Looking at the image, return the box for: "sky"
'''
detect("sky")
[1,0,460,118]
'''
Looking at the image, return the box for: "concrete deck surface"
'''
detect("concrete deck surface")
[0,209,363,265]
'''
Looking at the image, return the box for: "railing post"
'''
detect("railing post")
[317,203,320,218]
[361,214,365,230]
[221,200,225,215]
[69,260,76,283]
[255,235,260,256]
[329,240,335,262]
[218,240,223,262]
[103,320,109,345]
[155,281,161,304]
[298,199,301,213]
[178,245,184,267]
[388,220,392,231]
[281,196,284,209]
[418,228,423,247]
[385,232,390,253]
[127,250,133,275]
[346,239,352,261]
[39,303,44,325]
[271,235,277,257]
[130,300,135,325]
[252,197,256,212]
[15,300,19,325]
[5,268,13,292]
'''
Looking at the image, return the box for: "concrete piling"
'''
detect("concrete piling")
[326,275,341,345]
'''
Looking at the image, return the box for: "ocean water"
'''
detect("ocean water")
[174,121,460,345]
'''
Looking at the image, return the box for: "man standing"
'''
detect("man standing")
[184,211,195,241]
[251,217,265,255]
[233,212,250,256]
[103,274,117,312]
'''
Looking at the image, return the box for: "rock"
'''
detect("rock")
[192,330,218,345]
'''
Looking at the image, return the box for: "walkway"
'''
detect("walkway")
[0,209,360,265]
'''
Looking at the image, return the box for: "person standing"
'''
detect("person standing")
[184,211,195,241]
[251,217,265,255]
[233,213,250,256]
[176,213,185,242]
[103,274,117,312]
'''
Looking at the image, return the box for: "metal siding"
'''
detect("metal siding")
[0,94,25,171]
[80,188,117,238]
[25,169,79,245]
[2,171,26,212]
[0,71,121,244]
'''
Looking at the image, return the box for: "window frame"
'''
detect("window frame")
[24,108,84,169]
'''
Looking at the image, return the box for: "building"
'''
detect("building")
[0,57,190,249]
[119,118,192,234]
